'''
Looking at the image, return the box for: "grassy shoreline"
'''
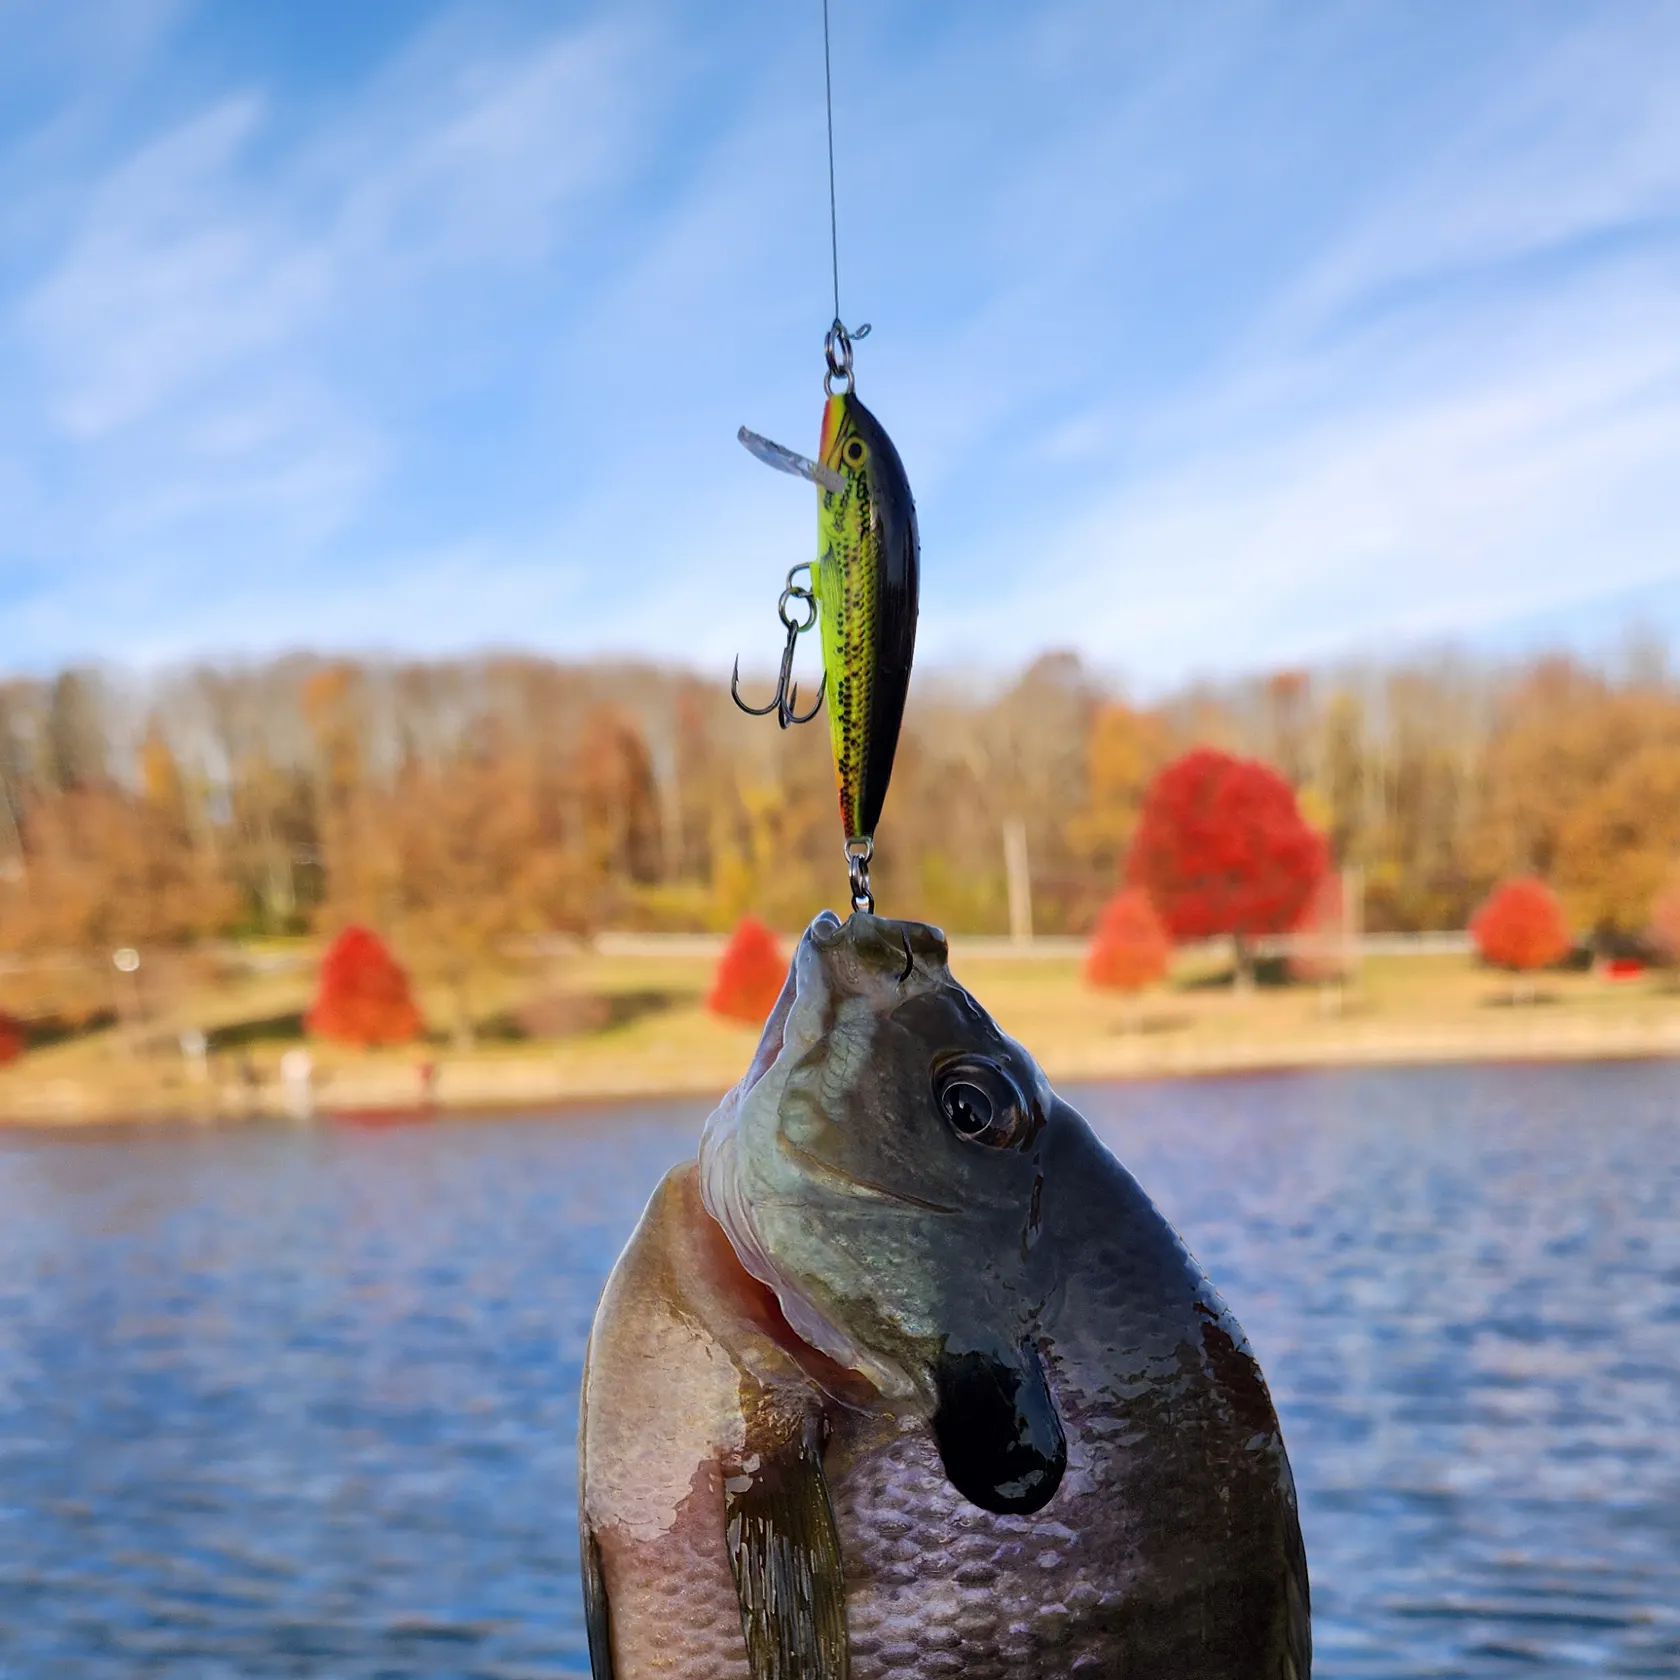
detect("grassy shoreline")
[3,946,1677,1126]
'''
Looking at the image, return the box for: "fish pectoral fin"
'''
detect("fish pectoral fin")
[577,1361,617,1680]
[738,426,846,495]
[579,1517,616,1680]
[722,1394,848,1680]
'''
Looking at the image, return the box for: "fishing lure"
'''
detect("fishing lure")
[734,324,920,911]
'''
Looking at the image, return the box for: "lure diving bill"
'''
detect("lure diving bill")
[734,327,920,910]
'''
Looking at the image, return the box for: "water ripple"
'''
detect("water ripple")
[0,1063,1676,1676]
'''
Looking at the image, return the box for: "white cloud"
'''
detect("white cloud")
[22,97,326,437]
[321,14,647,280]
[941,260,1680,686]
[0,2,654,666]
[896,9,1680,683]
[0,0,1677,686]
[1290,20,1680,332]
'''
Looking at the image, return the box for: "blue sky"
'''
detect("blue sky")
[1,0,1677,689]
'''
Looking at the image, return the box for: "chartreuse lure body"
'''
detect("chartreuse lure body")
[734,332,920,911]
[814,389,919,862]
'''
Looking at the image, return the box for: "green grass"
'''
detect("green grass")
[3,940,1676,1121]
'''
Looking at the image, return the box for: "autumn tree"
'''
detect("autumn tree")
[389,744,595,1046]
[1317,689,1367,866]
[307,926,424,1047]
[6,785,235,961]
[578,705,664,889]
[46,669,107,791]
[1263,670,1312,788]
[303,664,395,927]
[1471,659,1680,932]
[1554,743,1680,935]
[1064,702,1170,883]
[1084,889,1170,1027]
[1357,663,1488,931]
[225,752,316,930]
[182,664,319,930]
[707,916,787,1025]
[0,641,1678,974]
[0,1012,24,1065]
[977,653,1100,932]
[1647,865,1680,967]
[1126,748,1328,986]
[1470,877,1570,1003]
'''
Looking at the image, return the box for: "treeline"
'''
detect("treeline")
[2,642,1677,994]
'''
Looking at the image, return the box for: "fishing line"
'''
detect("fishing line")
[737,0,911,924]
[822,0,841,328]
[820,0,868,392]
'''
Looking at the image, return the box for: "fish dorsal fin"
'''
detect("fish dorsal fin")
[723,1390,849,1680]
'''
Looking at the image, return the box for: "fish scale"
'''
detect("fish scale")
[827,1410,1143,1679]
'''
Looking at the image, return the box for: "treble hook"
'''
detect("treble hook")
[731,565,826,729]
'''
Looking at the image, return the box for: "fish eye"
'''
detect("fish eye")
[933,1057,1033,1149]
[843,437,867,467]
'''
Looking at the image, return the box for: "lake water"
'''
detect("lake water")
[0,1061,1676,1677]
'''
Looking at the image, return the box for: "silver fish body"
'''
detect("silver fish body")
[580,911,1309,1679]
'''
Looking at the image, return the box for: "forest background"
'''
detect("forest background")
[3,634,1678,1046]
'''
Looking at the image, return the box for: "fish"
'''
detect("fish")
[578,909,1311,1680]
[736,386,919,863]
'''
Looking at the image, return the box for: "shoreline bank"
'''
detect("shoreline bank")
[5,1013,1677,1128]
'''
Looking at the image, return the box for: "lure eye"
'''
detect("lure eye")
[843,437,867,467]
[934,1057,1035,1149]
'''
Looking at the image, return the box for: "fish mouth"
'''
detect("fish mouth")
[740,950,804,1095]
[698,908,922,1402]
[805,906,846,949]
[723,909,839,1110]
[734,909,956,1214]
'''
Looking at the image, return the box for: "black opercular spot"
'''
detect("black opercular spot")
[932,1343,1066,1515]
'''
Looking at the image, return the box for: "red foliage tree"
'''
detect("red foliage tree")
[307,926,424,1047]
[1470,877,1570,973]
[707,916,787,1025]
[1085,889,1171,993]
[0,1012,25,1066]
[1126,748,1328,982]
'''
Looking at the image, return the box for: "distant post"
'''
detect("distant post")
[1003,818,1033,946]
[279,1047,315,1122]
[1344,864,1364,990]
[112,946,142,1047]
[179,1028,209,1082]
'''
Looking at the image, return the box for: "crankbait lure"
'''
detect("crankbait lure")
[734,323,920,912]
